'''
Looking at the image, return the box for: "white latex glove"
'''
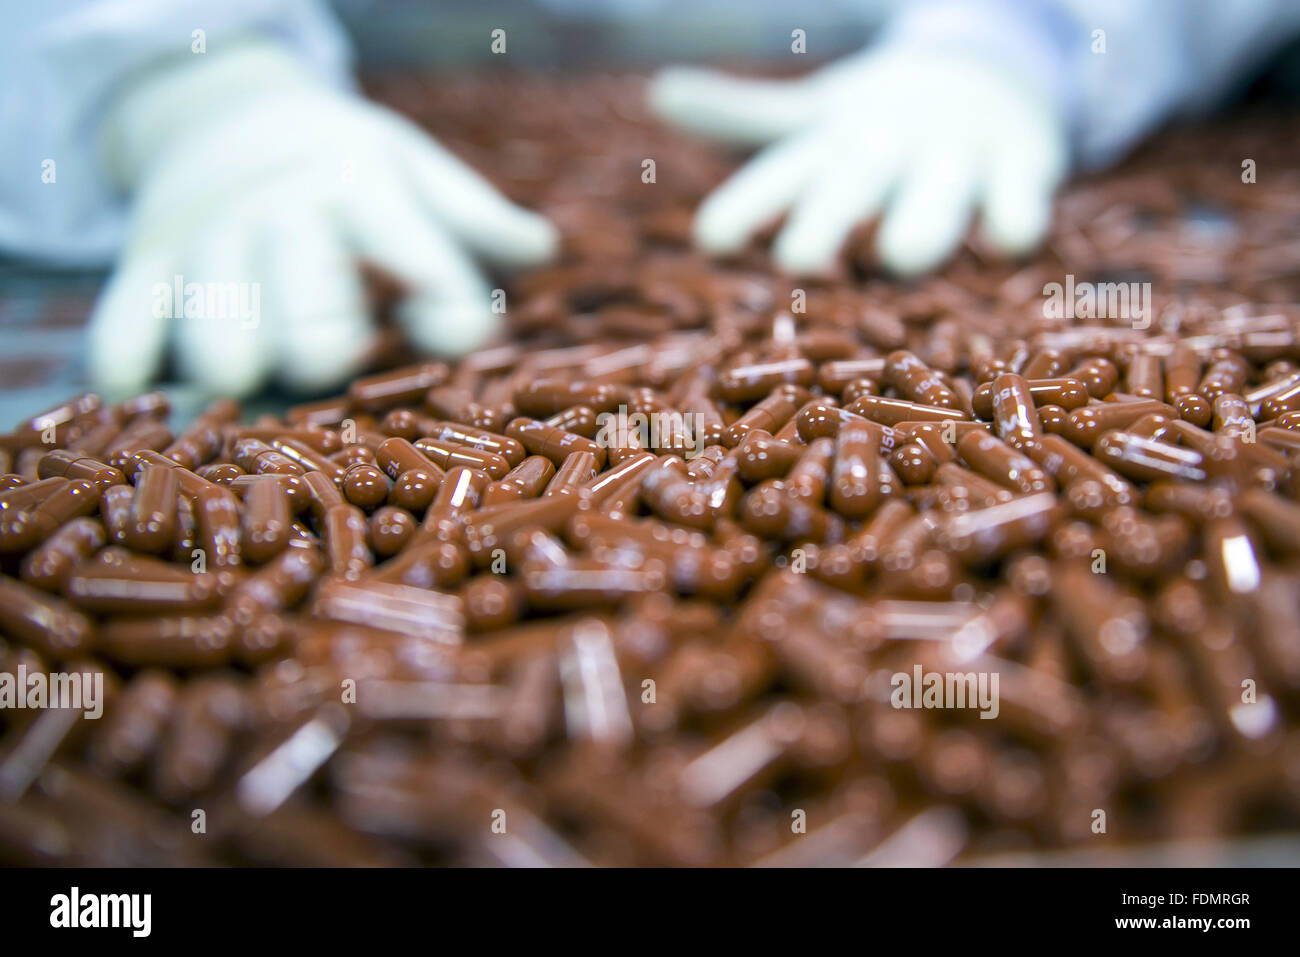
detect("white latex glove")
[90,38,557,398]
[648,46,1069,277]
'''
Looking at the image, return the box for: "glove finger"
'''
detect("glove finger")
[172,215,273,398]
[772,127,902,276]
[87,250,180,398]
[337,183,499,357]
[877,145,980,277]
[385,119,559,270]
[693,131,828,256]
[980,130,1066,256]
[647,66,811,147]
[263,207,373,393]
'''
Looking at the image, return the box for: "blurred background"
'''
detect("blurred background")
[0,0,895,428]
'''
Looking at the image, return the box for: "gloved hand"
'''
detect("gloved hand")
[90,38,557,398]
[648,44,1069,277]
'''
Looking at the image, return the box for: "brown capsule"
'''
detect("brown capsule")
[583,452,657,510]
[972,378,1090,418]
[715,358,815,402]
[1125,353,1164,399]
[224,539,324,627]
[936,492,1061,562]
[375,437,433,481]
[1051,562,1149,684]
[934,462,1012,506]
[890,442,936,486]
[331,444,377,469]
[734,430,800,483]
[681,445,727,480]
[830,424,883,518]
[463,492,593,562]
[1164,343,1201,400]
[0,574,95,659]
[957,432,1055,494]
[99,615,234,668]
[544,451,600,497]
[1036,404,1069,434]
[195,462,246,485]
[20,517,106,592]
[544,405,600,439]
[841,378,880,403]
[154,675,248,802]
[846,395,968,426]
[65,548,221,615]
[0,478,99,550]
[124,462,179,554]
[162,400,240,469]
[795,402,903,454]
[989,373,1043,449]
[101,418,175,474]
[883,350,961,409]
[423,420,526,467]
[462,576,525,632]
[286,396,349,428]
[240,475,292,564]
[425,466,489,540]
[230,437,304,477]
[322,504,372,580]
[1127,412,1175,441]
[575,517,744,601]
[1022,349,1068,380]
[425,386,505,433]
[1067,357,1119,398]
[388,468,442,513]
[505,417,607,469]
[740,481,844,543]
[818,358,886,394]
[1023,435,1135,505]
[514,379,625,417]
[36,449,124,492]
[524,558,668,610]
[1145,481,1234,524]
[348,362,450,411]
[86,670,179,776]
[1237,488,1300,553]
[414,436,511,480]
[368,505,417,558]
[903,422,959,465]
[1198,350,1250,400]
[1093,431,1206,483]
[379,407,421,440]
[270,438,348,484]
[1174,393,1213,428]
[0,476,68,513]
[481,455,558,507]
[99,483,134,545]
[342,463,389,510]
[1060,400,1172,448]
[722,386,810,447]
[312,576,463,643]
[785,439,834,504]
[1258,379,1300,421]
[18,392,103,436]
[1270,410,1300,431]
[638,464,719,530]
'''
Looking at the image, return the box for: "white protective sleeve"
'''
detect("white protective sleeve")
[0,0,353,266]
[881,0,1300,170]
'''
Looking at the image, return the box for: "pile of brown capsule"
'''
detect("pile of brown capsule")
[1,77,1300,865]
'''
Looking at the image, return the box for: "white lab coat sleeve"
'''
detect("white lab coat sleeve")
[0,0,353,267]
[880,0,1300,170]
